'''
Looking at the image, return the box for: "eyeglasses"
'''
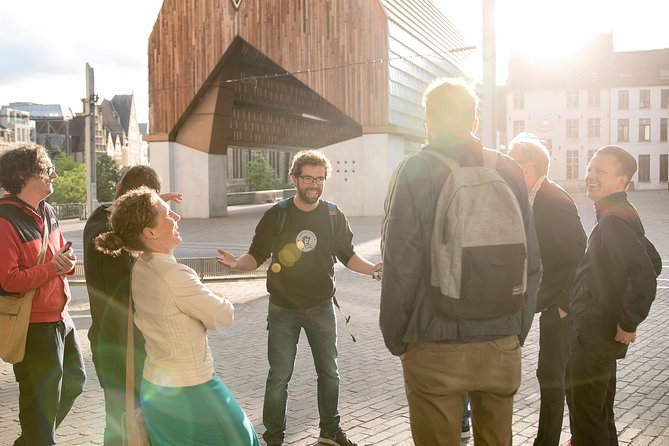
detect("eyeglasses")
[299,175,326,185]
[45,166,56,176]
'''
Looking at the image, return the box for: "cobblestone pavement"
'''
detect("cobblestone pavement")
[1,191,668,445]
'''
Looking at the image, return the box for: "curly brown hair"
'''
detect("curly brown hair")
[289,150,332,178]
[94,186,159,257]
[0,143,52,194]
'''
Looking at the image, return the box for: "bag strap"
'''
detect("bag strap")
[125,268,137,422]
[422,149,461,173]
[38,211,50,264]
[481,148,500,169]
[21,208,52,303]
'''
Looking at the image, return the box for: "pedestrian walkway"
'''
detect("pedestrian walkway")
[1,191,668,445]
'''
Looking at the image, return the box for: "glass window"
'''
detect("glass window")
[588,89,600,107]
[639,118,651,142]
[587,149,597,163]
[618,90,629,109]
[567,90,579,108]
[513,120,525,135]
[567,150,579,180]
[639,90,651,108]
[618,119,629,142]
[662,89,669,108]
[638,155,650,182]
[513,92,524,110]
[661,118,668,142]
[588,118,600,137]
[567,119,579,137]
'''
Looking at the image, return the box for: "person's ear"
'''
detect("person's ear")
[142,227,156,240]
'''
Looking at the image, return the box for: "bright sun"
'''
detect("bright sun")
[496,0,612,66]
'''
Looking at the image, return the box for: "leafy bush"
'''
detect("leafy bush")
[49,162,86,204]
[247,153,280,191]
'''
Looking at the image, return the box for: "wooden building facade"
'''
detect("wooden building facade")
[147,0,471,217]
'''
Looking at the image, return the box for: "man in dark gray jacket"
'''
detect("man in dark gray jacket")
[380,78,541,446]
[569,145,661,446]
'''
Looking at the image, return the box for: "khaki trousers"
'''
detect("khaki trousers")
[402,336,521,446]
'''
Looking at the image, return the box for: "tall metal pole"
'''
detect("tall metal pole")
[481,0,497,148]
[84,63,98,215]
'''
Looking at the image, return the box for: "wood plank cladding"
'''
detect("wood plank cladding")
[148,0,390,143]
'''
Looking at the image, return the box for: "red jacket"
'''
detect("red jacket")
[0,194,72,323]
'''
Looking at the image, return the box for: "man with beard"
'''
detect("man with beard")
[217,150,382,446]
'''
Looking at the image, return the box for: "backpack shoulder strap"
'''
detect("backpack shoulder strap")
[481,148,500,169]
[275,198,290,235]
[422,149,461,173]
[324,200,338,263]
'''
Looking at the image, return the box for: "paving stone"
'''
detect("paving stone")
[1,191,668,445]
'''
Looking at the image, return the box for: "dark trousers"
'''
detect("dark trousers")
[534,307,572,446]
[91,339,145,446]
[12,315,86,446]
[568,331,627,446]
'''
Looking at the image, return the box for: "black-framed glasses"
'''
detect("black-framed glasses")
[299,175,326,185]
[45,166,56,176]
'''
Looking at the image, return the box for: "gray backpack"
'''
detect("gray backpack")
[424,148,527,320]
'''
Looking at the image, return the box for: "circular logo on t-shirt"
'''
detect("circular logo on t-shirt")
[296,230,317,252]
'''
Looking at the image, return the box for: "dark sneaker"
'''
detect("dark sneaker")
[318,430,358,446]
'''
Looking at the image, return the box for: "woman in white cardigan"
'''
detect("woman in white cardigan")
[95,186,259,446]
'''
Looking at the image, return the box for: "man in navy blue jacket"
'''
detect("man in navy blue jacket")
[509,133,586,446]
[569,145,661,446]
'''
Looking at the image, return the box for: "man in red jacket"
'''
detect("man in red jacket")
[0,143,86,446]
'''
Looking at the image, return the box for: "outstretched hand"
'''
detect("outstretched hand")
[216,248,239,270]
[160,192,183,204]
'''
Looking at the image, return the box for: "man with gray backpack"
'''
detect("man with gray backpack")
[380,78,542,445]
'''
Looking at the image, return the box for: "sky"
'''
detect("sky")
[1,0,668,125]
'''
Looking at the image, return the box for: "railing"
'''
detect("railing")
[68,257,270,284]
[51,203,87,220]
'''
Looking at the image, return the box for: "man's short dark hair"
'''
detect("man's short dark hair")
[423,77,478,136]
[0,143,51,194]
[116,165,162,198]
[596,145,637,179]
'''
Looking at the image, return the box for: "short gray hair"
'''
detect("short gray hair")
[509,133,550,177]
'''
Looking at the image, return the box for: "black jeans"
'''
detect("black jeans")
[12,316,86,446]
[91,339,145,446]
[568,330,627,446]
[533,307,572,446]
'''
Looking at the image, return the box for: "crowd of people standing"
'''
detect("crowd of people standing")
[0,76,661,446]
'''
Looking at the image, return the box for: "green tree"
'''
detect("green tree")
[96,154,122,203]
[52,151,79,174]
[246,153,280,191]
[48,163,86,204]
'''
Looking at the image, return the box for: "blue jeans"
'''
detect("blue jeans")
[262,300,340,445]
[13,315,86,446]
